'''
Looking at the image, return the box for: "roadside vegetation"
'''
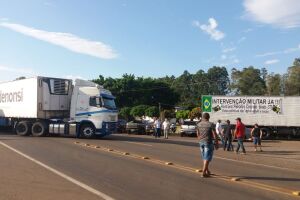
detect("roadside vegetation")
[92,58,300,119]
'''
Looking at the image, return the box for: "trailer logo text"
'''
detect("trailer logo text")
[0,89,23,103]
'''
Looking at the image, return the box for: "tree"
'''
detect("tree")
[145,106,159,118]
[176,110,190,120]
[206,66,230,95]
[15,76,26,80]
[189,107,202,120]
[130,105,149,118]
[285,58,300,95]
[119,107,132,121]
[231,66,266,95]
[266,73,281,96]
[92,74,179,108]
[163,109,176,119]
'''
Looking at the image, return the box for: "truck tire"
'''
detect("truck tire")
[32,121,47,137]
[16,121,30,136]
[80,124,95,138]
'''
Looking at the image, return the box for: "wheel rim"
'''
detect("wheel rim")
[83,127,94,137]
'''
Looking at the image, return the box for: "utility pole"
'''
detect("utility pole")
[158,102,161,120]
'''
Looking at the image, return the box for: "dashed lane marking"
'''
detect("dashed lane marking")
[0,141,115,200]
[74,141,300,199]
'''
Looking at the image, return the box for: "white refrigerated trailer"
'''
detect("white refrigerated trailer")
[0,77,118,138]
[201,95,300,138]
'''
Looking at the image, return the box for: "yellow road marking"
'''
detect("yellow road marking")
[73,141,300,198]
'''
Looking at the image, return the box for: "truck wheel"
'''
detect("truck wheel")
[80,124,95,138]
[32,121,47,137]
[16,121,30,136]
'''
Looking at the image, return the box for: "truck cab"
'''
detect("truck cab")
[70,79,118,138]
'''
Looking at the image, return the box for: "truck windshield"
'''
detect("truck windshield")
[102,97,116,110]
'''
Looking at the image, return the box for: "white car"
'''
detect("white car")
[180,121,197,137]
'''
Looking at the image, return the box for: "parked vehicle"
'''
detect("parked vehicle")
[0,77,118,138]
[126,120,146,134]
[180,121,197,137]
[145,121,154,134]
[170,123,177,133]
[202,95,300,139]
[117,119,127,133]
[126,120,154,134]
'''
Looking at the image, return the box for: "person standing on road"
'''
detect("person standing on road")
[251,124,263,152]
[222,120,234,151]
[216,120,224,146]
[162,118,170,139]
[234,117,246,154]
[197,113,219,177]
[154,118,161,138]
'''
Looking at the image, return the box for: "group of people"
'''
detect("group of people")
[153,118,170,139]
[215,118,263,153]
[197,113,263,177]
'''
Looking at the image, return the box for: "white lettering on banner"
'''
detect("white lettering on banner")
[212,97,282,114]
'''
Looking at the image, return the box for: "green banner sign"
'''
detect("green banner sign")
[202,95,212,112]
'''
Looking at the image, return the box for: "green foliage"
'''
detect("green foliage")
[130,105,149,117]
[189,107,202,119]
[171,67,230,108]
[163,109,176,119]
[145,106,159,117]
[92,60,299,112]
[267,73,281,95]
[176,110,190,120]
[231,67,266,95]
[285,58,300,95]
[92,74,179,108]
[119,107,132,121]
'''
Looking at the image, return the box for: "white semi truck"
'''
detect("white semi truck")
[202,95,300,138]
[0,76,118,138]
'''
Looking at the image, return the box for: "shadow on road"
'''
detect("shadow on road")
[238,176,300,182]
[258,150,300,156]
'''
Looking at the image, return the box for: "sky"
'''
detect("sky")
[0,0,300,81]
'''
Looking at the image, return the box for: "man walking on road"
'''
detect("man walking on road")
[234,117,246,154]
[162,118,170,139]
[154,118,161,138]
[216,120,224,146]
[222,120,234,151]
[197,113,219,177]
[251,124,263,152]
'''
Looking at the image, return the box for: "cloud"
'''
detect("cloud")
[44,1,55,7]
[237,37,246,44]
[265,59,279,65]
[233,59,240,64]
[64,75,87,82]
[243,0,300,28]
[222,47,236,53]
[193,18,225,41]
[242,28,253,33]
[221,55,227,60]
[0,22,118,59]
[0,65,35,74]
[0,65,37,82]
[256,44,300,57]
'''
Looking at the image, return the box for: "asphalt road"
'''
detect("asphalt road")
[0,132,299,200]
